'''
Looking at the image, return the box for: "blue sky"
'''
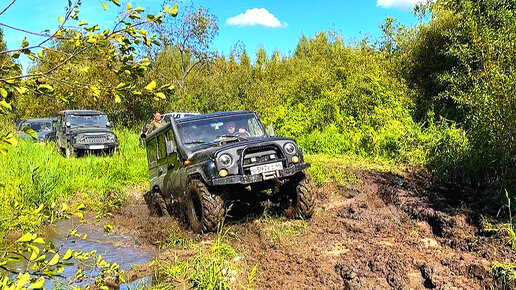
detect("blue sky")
[1,0,422,66]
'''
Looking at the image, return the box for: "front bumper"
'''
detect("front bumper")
[72,142,118,151]
[210,163,309,186]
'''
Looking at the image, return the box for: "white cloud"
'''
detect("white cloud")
[376,0,425,10]
[226,8,286,28]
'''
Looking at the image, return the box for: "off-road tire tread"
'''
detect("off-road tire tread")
[294,171,315,218]
[189,180,225,233]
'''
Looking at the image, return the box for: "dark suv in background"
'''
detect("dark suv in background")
[16,118,57,142]
[56,110,118,157]
[144,111,315,233]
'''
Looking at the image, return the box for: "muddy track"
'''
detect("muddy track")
[106,169,515,289]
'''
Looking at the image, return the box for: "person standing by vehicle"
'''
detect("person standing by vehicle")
[147,112,165,134]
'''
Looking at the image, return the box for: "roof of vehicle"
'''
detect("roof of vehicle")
[19,118,56,123]
[58,110,106,115]
[163,112,200,116]
[176,111,254,122]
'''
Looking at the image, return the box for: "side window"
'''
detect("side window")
[157,134,167,160]
[147,138,157,164]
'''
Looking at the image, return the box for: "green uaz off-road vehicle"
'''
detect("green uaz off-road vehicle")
[143,111,315,233]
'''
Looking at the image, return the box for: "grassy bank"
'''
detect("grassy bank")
[0,128,147,235]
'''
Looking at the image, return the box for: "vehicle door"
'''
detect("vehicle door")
[146,136,159,189]
[162,129,183,200]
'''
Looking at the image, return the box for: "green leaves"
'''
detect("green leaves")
[144,80,156,91]
[17,232,36,243]
[22,127,38,140]
[164,4,178,17]
[21,38,29,48]
[37,84,53,93]
[103,224,113,234]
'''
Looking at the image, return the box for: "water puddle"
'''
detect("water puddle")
[9,219,154,289]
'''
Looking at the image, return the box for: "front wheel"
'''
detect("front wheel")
[186,180,225,233]
[284,170,316,219]
[65,145,76,158]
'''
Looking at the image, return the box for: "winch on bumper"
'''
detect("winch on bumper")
[210,163,309,186]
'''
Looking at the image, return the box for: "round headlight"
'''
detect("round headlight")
[284,142,296,155]
[107,134,116,142]
[218,153,233,167]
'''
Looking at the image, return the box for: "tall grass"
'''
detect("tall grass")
[0,128,148,235]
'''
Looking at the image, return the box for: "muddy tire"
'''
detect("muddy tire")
[186,179,225,233]
[144,190,169,216]
[286,170,315,219]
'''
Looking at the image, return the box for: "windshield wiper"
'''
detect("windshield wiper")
[183,140,216,146]
[216,134,248,141]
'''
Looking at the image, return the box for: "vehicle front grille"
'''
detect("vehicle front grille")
[80,135,109,144]
[242,144,285,174]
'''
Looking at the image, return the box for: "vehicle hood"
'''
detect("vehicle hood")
[187,136,293,161]
[16,130,53,140]
[69,127,114,135]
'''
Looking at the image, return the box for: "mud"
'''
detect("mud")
[104,169,514,289]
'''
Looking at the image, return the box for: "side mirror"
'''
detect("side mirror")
[268,125,275,137]
[65,122,71,128]
[166,140,176,154]
[106,121,111,128]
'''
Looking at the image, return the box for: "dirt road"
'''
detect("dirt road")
[106,169,514,289]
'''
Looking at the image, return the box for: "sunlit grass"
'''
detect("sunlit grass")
[0,128,148,235]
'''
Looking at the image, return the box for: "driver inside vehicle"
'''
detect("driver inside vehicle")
[225,121,249,136]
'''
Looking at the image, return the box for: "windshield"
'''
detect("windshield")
[177,113,266,150]
[19,121,52,132]
[68,114,109,128]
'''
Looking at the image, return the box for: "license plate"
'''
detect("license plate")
[89,145,105,150]
[250,162,283,175]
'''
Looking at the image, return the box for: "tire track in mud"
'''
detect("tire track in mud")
[105,170,514,289]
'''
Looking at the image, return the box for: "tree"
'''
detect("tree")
[150,3,218,97]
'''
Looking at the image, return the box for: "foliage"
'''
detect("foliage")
[396,0,516,193]
[153,226,240,289]
[0,205,125,288]
[0,128,147,235]
[1,0,178,147]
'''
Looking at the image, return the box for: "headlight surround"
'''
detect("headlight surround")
[76,134,87,143]
[284,142,297,155]
[218,153,233,167]
[106,134,116,142]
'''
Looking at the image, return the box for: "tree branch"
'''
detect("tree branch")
[0,0,16,16]
[0,22,52,38]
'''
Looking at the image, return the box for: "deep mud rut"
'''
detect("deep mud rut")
[102,169,515,289]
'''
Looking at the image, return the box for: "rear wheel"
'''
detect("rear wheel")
[144,190,169,216]
[186,179,225,233]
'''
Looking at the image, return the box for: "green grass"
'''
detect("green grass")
[153,228,240,290]
[0,128,148,235]
[306,153,404,187]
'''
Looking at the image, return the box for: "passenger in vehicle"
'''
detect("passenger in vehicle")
[147,112,165,134]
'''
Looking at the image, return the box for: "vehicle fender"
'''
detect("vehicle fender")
[186,160,218,186]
